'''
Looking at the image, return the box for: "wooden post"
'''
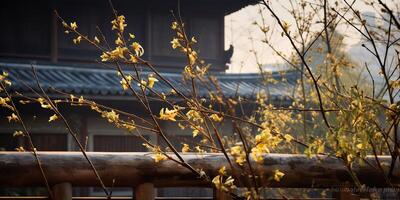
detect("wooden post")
[333,188,360,200]
[52,182,72,200]
[214,189,232,200]
[135,182,154,200]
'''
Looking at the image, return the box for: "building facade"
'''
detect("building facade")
[0,0,299,197]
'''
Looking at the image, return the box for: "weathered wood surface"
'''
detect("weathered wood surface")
[0,152,398,188]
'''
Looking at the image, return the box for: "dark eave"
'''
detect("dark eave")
[1,62,298,101]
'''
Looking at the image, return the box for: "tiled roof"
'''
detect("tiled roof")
[1,62,298,101]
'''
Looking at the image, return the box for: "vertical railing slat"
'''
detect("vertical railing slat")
[214,189,232,200]
[52,182,72,200]
[134,182,154,200]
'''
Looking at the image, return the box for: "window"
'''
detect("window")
[0,1,51,59]
[150,12,222,69]
[0,133,19,151]
[151,14,182,57]
[190,17,220,59]
[26,133,68,151]
[93,135,147,152]
[57,2,146,63]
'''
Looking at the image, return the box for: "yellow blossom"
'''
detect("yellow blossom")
[230,145,246,165]
[3,79,11,86]
[48,114,59,122]
[111,15,127,32]
[188,51,196,65]
[195,145,206,153]
[212,175,235,192]
[182,143,190,153]
[13,131,24,137]
[73,36,82,44]
[100,52,110,62]
[191,36,197,43]
[138,80,147,90]
[171,38,180,49]
[148,75,158,89]
[7,113,19,122]
[161,92,167,100]
[101,110,119,123]
[94,36,100,44]
[0,71,8,81]
[0,97,10,105]
[250,146,266,163]
[70,22,78,30]
[129,33,135,39]
[218,166,227,176]
[209,114,223,122]
[159,107,178,121]
[120,75,132,91]
[171,21,179,30]
[192,129,199,137]
[273,169,285,181]
[111,46,127,59]
[115,37,123,46]
[186,110,204,123]
[15,146,25,152]
[131,42,144,57]
[284,134,294,143]
[154,153,167,163]
[129,55,138,63]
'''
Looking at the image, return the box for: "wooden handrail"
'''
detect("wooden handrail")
[0,152,398,188]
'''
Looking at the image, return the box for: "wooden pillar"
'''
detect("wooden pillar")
[214,189,232,200]
[333,188,360,200]
[52,182,72,200]
[134,182,154,200]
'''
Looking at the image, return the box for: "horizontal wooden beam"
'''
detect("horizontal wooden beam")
[0,152,398,188]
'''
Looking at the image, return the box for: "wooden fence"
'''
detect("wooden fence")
[0,152,398,200]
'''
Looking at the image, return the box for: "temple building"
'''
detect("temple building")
[0,0,298,197]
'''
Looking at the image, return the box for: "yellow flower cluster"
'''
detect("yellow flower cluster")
[159,107,179,121]
[212,166,236,192]
[111,15,127,32]
[101,110,119,123]
[0,71,11,87]
[7,113,19,122]
[0,97,13,110]
[143,143,167,163]
[119,74,132,91]
[230,145,246,165]
[209,114,223,122]
[100,46,128,62]
[186,109,204,124]
[250,128,283,163]
[85,99,136,132]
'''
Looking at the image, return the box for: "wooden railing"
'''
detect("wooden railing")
[0,152,398,200]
